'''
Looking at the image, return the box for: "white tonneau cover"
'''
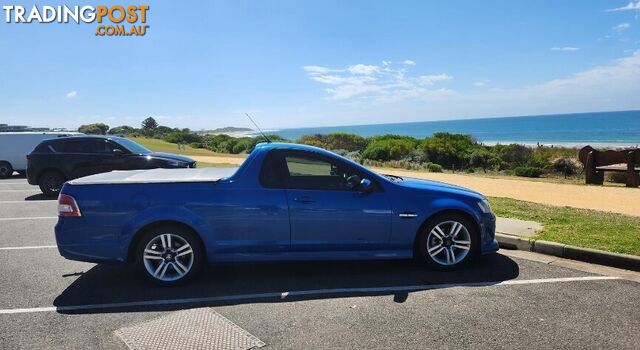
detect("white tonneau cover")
[67,167,238,185]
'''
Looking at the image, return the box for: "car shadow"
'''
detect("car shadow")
[24,193,55,201]
[54,254,519,314]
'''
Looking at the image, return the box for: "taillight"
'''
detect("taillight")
[26,154,31,160]
[58,194,82,217]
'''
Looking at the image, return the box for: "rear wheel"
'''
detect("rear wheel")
[38,170,66,197]
[0,161,13,179]
[135,225,204,286]
[416,213,478,269]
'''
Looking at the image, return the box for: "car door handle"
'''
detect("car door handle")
[293,196,314,203]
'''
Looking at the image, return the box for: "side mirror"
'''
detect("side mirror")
[359,178,374,192]
[113,149,125,156]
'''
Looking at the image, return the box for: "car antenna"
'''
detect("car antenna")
[245,113,271,143]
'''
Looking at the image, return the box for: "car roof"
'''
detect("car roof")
[46,135,125,143]
[255,142,334,154]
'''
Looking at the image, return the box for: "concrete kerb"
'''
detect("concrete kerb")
[495,233,640,272]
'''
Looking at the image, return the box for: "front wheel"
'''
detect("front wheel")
[416,213,478,269]
[135,225,204,286]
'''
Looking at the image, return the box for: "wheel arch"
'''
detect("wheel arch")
[36,167,66,182]
[126,220,207,264]
[412,208,481,258]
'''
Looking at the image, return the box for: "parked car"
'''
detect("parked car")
[55,142,498,285]
[27,136,196,196]
[0,132,82,178]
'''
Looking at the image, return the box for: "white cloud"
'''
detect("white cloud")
[606,1,640,12]
[613,23,631,31]
[403,59,416,66]
[65,91,77,99]
[473,80,490,87]
[303,61,453,102]
[347,64,380,75]
[419,74,453,85]
[551,47,580,51]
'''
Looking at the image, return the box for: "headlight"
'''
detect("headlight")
[477,198,492,214]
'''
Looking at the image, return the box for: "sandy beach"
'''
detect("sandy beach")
[192,155,640,217]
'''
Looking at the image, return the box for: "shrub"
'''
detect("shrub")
[78,123,109,135]
[361,139,415,161]
[426,162,443,172]
[493,144,533,168]
[514,166,543,178]
[190,142,204,149]
[468,149,495,172]
[164,131,201,144]
[607,172,627,184]
[298,133,367,152]
[421,132,479,168]
[552,157,580,176]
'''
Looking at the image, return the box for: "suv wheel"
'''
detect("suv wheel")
[135,225,204,286]
[416,213,478,269]
[0,162,13,179]
[38,171,66,197]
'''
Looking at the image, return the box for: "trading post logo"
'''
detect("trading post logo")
[2,4,150,37]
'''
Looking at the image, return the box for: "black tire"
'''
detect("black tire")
[38,170,66,197]
[134,225,204,286]
[0,161,13,179]
[416,213,479,269]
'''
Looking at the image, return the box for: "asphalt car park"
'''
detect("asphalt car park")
[0,175,639,349]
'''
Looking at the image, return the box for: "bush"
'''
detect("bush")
[298,133,367,152]
[78,123,109,135]
[552,157,580,176]
[493,144,533,168]
[426,162,443,172]
[163,132,202,144]
[607,172,627,184]
[421,132,479,168]
[361,139,415,161]
[514,166,543,178]
[190,142,204,149]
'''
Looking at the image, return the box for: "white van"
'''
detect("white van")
[0,132,83,178]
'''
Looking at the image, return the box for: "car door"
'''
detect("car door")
[276,150,392,252]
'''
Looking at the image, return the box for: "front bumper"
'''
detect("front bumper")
[479,213,499,254]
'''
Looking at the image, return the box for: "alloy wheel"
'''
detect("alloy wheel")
[142,233,194,282]
[426,220,472,266]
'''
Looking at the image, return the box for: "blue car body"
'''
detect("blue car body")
[55,142,498,265]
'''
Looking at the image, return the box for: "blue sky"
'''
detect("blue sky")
[1,0,639,130]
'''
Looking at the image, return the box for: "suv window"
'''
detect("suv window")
[57,140,117,154]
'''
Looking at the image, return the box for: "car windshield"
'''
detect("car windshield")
[113,138,151,154]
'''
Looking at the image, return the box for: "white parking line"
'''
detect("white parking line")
[0,189,40,192]
[0,182,30,185]
[0,245,57,251]
[0,276,621,315]
[0,201,52,204]
[0,217,57,221]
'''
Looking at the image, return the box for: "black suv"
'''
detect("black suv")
[27,136,196,196]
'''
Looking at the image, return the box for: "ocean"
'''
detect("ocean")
[272,110,640,147]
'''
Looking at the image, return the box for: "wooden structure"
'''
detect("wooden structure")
[578,146,640,187]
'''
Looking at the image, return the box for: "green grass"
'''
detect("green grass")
[129,137,246,158]
[489,197,640,256]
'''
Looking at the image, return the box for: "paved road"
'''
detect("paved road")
[0,176,639,349]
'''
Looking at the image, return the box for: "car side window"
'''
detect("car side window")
[259,151,285,188]
[60,141,93,153]
[90,140,117,154]
[282,151,364,191]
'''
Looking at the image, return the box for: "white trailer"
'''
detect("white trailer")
[0,132,82,178]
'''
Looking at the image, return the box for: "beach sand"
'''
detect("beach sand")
[191,155,640,217]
